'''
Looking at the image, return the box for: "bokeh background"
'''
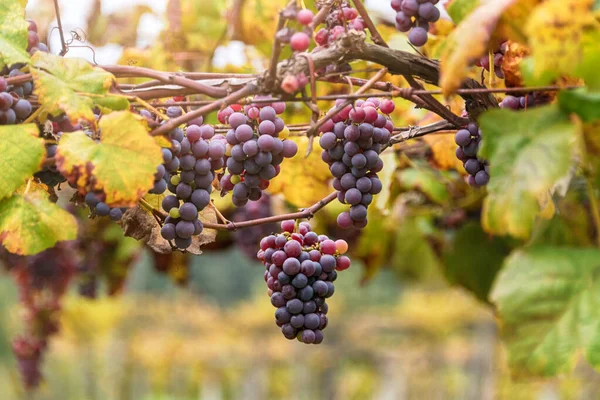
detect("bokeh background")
[2,0,600,399]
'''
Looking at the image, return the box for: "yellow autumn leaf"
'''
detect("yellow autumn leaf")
[524,0,594,85]
[268,137,331,208]
[56,111,163,206]
[440,0,538,96]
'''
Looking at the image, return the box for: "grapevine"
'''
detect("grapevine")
[0,0,596,393]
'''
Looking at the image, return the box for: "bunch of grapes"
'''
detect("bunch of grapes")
[313,3,365,48]
[499,93,550,110]
[475,42,507,79]
[232,194,277,260]
[218,99,298,207]
[391,0,440,46]
[35,143,67,187]
[159,115,228,250]
[0,75,33,125]
[84,192,128,221]
[25,19,49,55]
[257,220,351,344]
[454,123,490,187]
[319,98,394,229]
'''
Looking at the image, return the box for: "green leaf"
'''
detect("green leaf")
[0,189,78,255]
[56,111,163,206]
[575,29,600,91]
[0,124,44,200]
[491,246,600,377]
[390,216,442,281]
[447,0,480,24]
[93,94,130,113]
[443,222,512,302]
[31,52,115,124]
[478,105,577,239]
[0,0,30,69]
[558,89,600,122]
[397,168,449,205]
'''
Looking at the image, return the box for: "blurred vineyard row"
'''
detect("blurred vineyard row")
[0,249,598,400]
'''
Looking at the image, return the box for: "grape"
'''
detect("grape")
[179,203,198,221]
[109,208,123,221]
[290,32,310,51]
[84,192,100,207]
[408,26,428,46]
[16,100,33,119]
[455,129,471,146]
[95,202,110,216]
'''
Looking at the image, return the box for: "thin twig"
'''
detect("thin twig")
[351,0,388,47]
[101,65,228,98]
[203,192,338,231]
[383,120,455,149]
[266,1,295,88]
[309,0,335,31]
[53,0,68,56]
[209,200,231,225]
[150,83,259,136]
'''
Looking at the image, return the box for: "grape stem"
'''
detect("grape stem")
[208,200,231,225]
[149,83,259,136]
[265,1,296,89]
[382,120,456,149]
[308,0,336,31]
[305,67,388,140]
[351,0,388,47]
[202,192,338,231]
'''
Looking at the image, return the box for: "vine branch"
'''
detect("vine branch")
[203,192,338,231]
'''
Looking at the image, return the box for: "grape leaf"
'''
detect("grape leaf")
[30,52,116,124]
[523,0,595,86]
[491,246,600,377]
[120,205,217,255]
[268,137,331,208]
[442,222,512,303]
[423,133,466,172]
[56,111,163,206]
[440,0,537,95]
[0,188,77,255]
[0,124,44,200]
[558,89,600,122]
[478,105,577,239]
[0,0,30,68]
[446,0,480,24]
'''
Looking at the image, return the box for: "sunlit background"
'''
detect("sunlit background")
[1,0,598,399]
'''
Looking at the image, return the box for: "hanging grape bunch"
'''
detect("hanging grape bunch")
[454,123,489,187]
[219,99,298,207]
[391,0,440,46]
[257,220,351,344]
[319,98,394,229]
[475,41,507,79]
[159,108,227,250]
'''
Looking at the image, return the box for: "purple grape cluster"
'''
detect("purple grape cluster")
[257,220,351,344]
[232,194,277,260]
[499,94,543,110]
[319,98,395,229]
[35,143,67,187]
[158,115,227,250]
[84,192,127,221]
[391,0,440,47]
[0,73,34,126]
[454,123,489,187]
[218,99,298,207]
[0,20,48,125]
[313,3,365,47]
[475,42,507,79]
